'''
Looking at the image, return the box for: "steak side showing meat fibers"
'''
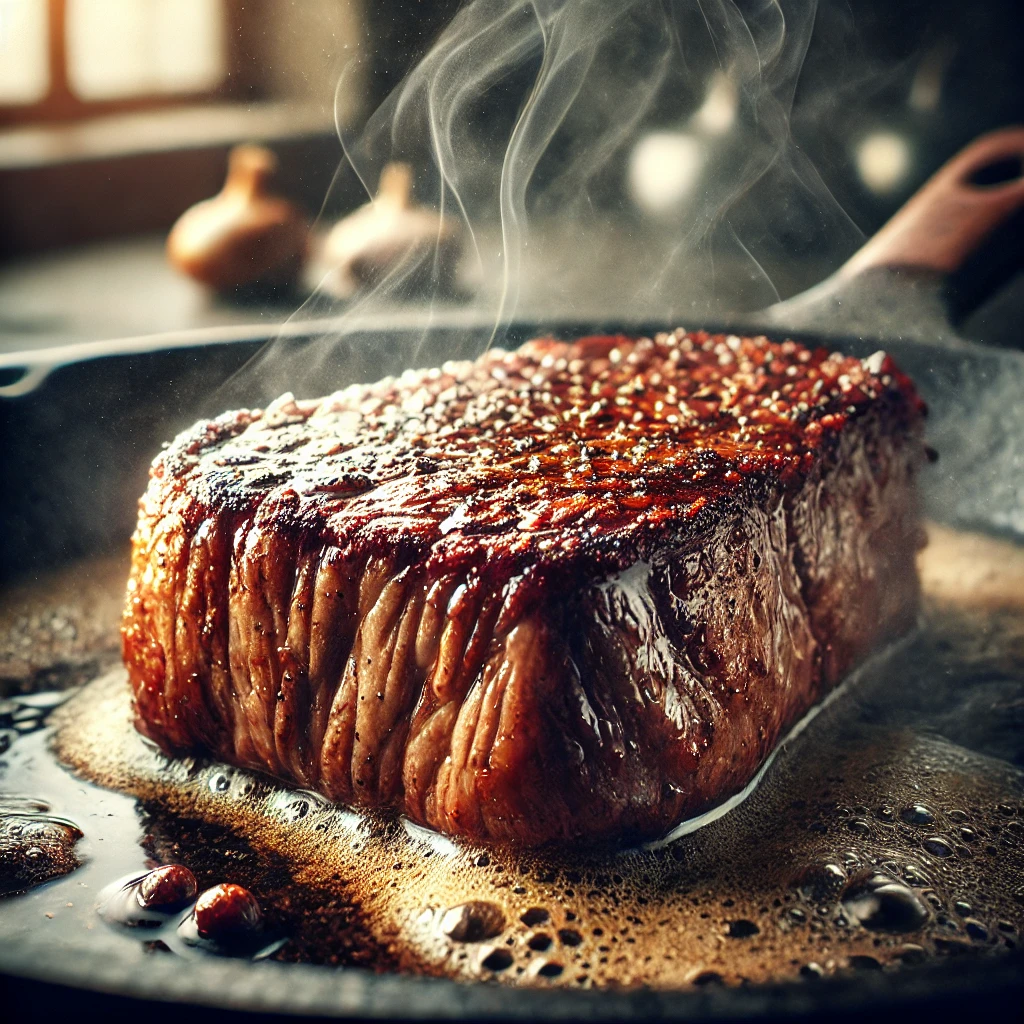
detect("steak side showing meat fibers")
[122,330,927,846]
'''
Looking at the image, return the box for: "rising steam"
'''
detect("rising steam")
[229,0,863,406]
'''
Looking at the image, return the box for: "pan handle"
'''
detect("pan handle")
[839,125,1024,280]
[0,363,53,398]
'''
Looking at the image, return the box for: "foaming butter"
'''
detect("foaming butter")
[54,617,1024,989]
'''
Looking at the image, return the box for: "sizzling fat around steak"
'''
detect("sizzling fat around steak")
[123,330,927,846]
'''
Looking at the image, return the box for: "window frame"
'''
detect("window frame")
[0,0,257,127]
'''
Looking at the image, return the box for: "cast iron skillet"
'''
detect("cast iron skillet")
[1,127,1023,580]
[0,130,1023,1021]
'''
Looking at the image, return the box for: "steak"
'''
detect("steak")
[122,330,927,846]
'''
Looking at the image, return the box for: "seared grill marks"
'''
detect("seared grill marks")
[123,330,926,845]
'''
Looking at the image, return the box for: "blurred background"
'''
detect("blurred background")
[0,0,1021,355]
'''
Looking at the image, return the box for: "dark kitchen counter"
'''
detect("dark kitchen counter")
[0,234,1021,358]
[0,229,795,357]
[0,237,299,356]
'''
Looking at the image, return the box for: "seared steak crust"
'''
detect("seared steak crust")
[123,330,926,845]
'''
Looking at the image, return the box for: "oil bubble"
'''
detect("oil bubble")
[896,943,927,964]
[848,954,883,970]
[194,883,263,939]
[726,919,760,938]
[441,900,505,942]
[900,805,936,826]
[98,872,168,928]
[841,874,930,932]
[922,836,954,858]
[138,864,197,911]
[479,946,514,971]
[529,958,564,979]
[520,907,550,927]
[795,862,846,901]
[209,772,232,794]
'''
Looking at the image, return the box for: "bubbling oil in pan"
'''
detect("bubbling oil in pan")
[1,524,1022,990]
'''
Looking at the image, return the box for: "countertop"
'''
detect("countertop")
[0,234,1020,359]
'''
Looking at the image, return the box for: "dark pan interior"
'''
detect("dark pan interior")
[1,323,1023,1021]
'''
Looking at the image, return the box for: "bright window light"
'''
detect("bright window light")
[629,132,706,216]
[66,0,226,101]
[857,131,912,195]
[0,0,50,104]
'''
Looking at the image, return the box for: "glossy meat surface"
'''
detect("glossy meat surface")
[123,330,927,845]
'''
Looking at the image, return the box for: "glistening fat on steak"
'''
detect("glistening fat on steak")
[123,330,927,845]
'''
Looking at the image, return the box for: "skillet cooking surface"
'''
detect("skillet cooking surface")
[0,327,1023,1019]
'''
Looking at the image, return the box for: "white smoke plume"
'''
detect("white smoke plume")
[232,0,863,404]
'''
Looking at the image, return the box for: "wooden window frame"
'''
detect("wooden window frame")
[0,0,260,127]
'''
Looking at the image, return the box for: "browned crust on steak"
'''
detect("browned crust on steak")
[123,330,926,845]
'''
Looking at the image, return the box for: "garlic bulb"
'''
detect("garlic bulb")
[321,162,462,299]
[167,145,309,294]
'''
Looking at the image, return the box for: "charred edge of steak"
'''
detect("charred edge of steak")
[123,330,926,846]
